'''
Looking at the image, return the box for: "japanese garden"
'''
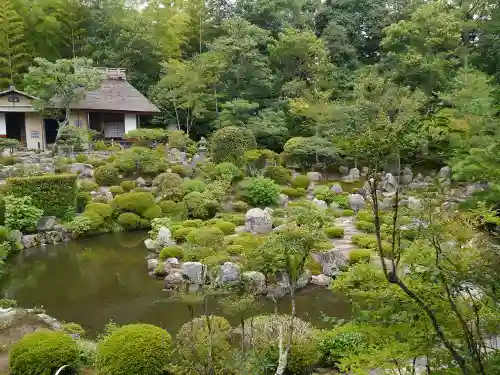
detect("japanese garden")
[0,0,500,374]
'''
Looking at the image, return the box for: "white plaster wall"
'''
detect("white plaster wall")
[25,112,44,150]
[124,113,137,134]
[0,113,5,136]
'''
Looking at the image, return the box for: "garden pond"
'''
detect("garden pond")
[0,232,351,338]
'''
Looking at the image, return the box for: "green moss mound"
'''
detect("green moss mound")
[112,192,155,215]
[96,324,172,375]
[9,330,79,375]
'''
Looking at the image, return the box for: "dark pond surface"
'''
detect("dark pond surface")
[0,232,351,338]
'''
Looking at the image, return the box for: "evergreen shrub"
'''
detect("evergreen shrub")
[94,165,120,186]
[264,166,292,185]
[112,192,155,215]
[291,175,310,189]
[210,126,256,166]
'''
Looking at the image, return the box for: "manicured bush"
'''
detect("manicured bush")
[331,194,348,209]
[95,165,120,186]
[232,200,249,212]
[216,212,245,226]
[183,191,218,219]
[4,195,43,232]
[239,177,280,207]
[159,246,184,260]
[264,165,292,185]
[96,323,171,375]
[356,210,374,223]
[109,185,125,195]
[181,219,203,228]
[225,244,244,255]
[75,154,88,163]
[202,252,231,267]
[211,162,242,182]
[142,205,163,220]
[355,220,376,233]
[210,126,256,166]
[187,227,224,249]
[173,227,194,243]
[213,220,235,234]
[340,209,354,216]
[170,164,188,177]
[61,322,86,336]
[159,200,177,214]
[112,192,155,215]
[324,227,345,238]
[181,179,206,196]
[69,215,94,237]
[9,330,79,375]
[348,248,373,265]
[80,180,98,192]
[6,174,78,220]
[85,202,113,219]
[280,187,306,198]
[153,172,183,201]
[318,327,366,367]
[117,212,143,231]
[351,234,391,255]
[291,175,310,189]
[120,180,136,192]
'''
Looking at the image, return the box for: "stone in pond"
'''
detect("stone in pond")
[242,271,266,292]
[147,258,159,271]
[144,239,160,251]
[21,234,39,249]
[164,272,185,289]
[182,262,206,284]
[156,227,172,246]
[36,216,57,232]
[244,208,272,234]
[311,274,332,287]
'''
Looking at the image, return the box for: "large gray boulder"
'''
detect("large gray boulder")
[307,171,322,182]
[312,198,328,210]
[278,194,289,207]
[164,272,185,289]
[245,208,272,234]
[296,269,312,289]
[182,262,207,284]
[330,183,343,194]
[408,196,422,211]
[156,227,173,247]
[242,271,266,292]
[380,172,398,194]
[21,234,39,249]
[400,166,413,185]
[342,168,360,182]
[36,216,56,232]
[144,239,160,251]
[347,194,365,212]
[147,258,159,271]
[314,250,348,277]
[438,166,451,179]
[218,262,241,286]
[339,166,349,176]
[311,274,332,287]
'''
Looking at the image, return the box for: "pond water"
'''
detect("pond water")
[0,233,351,338]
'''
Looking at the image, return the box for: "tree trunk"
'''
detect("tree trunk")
[275,287,295,375]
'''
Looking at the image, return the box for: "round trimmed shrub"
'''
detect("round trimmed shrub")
[181,179,206,196]
[159,246,184,260]
[264,166,292,185]
[117,212,142,231]
[324,227,344,238]
[0,225,9,241]
[120,180,136,192]
[213,220,235,235]
[202,252,230,267]
[211,162,242,182]
[80,180,98,192]
[173,227,194,243]
[159,200,177,214]
[187,227,224,249]
[95,165,120,186]
[153,172,183,201]
[9,330,79,375]
[109,185,125,195]
[170,164,188,177]
[355,220,375,233]
[85,202,113,219]
[61,322,85,336]
[318,327,366,367]
[231,200,249,212]
[348,248,373,265]
[183,191,218,219]
[142,205,163,220]
[291,174,311,189]
[96,323,171,375]
[239,177,280,207]
[210,126,256,166]
[280,187,306,198]
[181,219,203,228]
[112,192,155,215]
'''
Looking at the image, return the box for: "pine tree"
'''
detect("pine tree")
[0,0,30,89]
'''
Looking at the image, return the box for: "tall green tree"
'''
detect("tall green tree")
[0,0,30,89]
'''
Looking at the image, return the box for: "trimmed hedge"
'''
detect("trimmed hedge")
[112,192,155,215]
[6,174,78,220]
[9,330,79,375]
[97,324,172,375]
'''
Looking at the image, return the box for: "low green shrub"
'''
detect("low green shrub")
[216,212,245,226]
[4,195,43,232]
[95,165,120,186]
[239,177,280,207]
[183,191,218,219]
[181,219,203,228]
[348,248,373,265]
[85,202,113,219]
[355,220,376,233]
[159,246,184,260]
[69,215,95,237]
[291,174,310,189]
[0,298,17,308]
[80,180,98,192]
[225,244,244,255]
[61,322,86,336]
[181,179,207,196]
[187,227,224,249]
[153,172,183,201]
[305,256,322,275]
[0,155,17,166]
[173,227,194,243]
[356,210,374,223]
[213,221,235,235]
[112,192,155,215]
[75,154,88,163]
[324,227,344,238]
[159,200,177,214]
[170,164,188,177]
[9,331,79,375]
[340,209,354,216]
[210,126,256,166]
[264,166,292,185]
[331,194,349,209]
[109,185,125,195]
[202,252,230,267]
[117,212,143,231]
[96,324,171,375]
[232,200,249,212]
[351,234,391,255]
[120,180,136,192]
[6,174,78,220]
[318,328,366,367]
[211,162,242,182]
[142,205,163,220]
[280,187,307,198]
